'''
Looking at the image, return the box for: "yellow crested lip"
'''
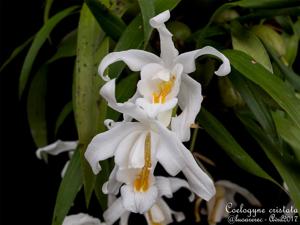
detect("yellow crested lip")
[134,132,152,192]
[152,75,176,104]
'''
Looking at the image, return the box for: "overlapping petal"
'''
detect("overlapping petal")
[171,74,203,142]
[98,50,161,81]
[175,46,231,75]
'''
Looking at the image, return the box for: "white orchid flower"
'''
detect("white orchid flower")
[196,180,261,225]
[98,10,230,141]
[36,140,78,177]
[85,85,215,202]
[62,213,105,225]
[103,177,193,225]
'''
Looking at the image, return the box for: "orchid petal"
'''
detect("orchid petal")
[129,131,148,168]
[85,122,143,174]
[102,166,122,195]
[168,177,195,201]
[62,213,103,225]
[156,199,173,224]
[216,180,261,207]
[61,160,70,178]
[150,10,178,67]
[121,185,158,213]
[155,121,215,200]
[156,176,173,198]
[207,189,227,225]
[175,46,231,75]
[150,204,165,223]
[157,109,173,127]
[36,140,78,160]
[171,74,203,142]
[100,79,149,124]
[104,198,127,225]
[136,97,177,118]
[114,131,141,168]
[119,211,130,225]
[99,50,161,81]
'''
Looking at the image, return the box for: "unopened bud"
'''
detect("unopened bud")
[252,25,286,57]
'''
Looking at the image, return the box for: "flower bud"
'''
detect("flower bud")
[214,9,239,24]
[167,21,191,46]
[251,25,286,57]
[218,77,244,108]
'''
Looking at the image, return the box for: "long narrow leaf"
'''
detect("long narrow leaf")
[27,65,48,147]
[231,72,277,140]
[51,149,83,225]
[138,0,155,47]
[238,114,300,212]
[224,50,300,130]
[199,108,276,184]
[55,101,73,135]
[231,21,273,72]
[48,30,77,63]
[19,6,78,97]
[74,4,108,206]
[44,0,54,23]
[0,36,33,72]
[85,0,126,41]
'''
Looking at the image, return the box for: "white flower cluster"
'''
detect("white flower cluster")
[83,10,231,225]
[37,10,232,225]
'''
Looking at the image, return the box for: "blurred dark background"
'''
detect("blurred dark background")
[0,0,68,224]
[0,0,294,225]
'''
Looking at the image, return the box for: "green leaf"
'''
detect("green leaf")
[44,0,54,23]
[230,72,277,139]
[55,101,73,135]
[272,111,300,160]
[85,0,126,41]
[19,6,78,97]
[108,73,139,121]
[27,65,48,147]
[238,114,300,212]
[224,50,300,130]
[235,0,300,8]
[94,160,111,210]
[199,108,276,184]
[74,4,109,206]
[265,44,300,92]
[138,0,155,47]
[48,30,77,63]
[154,0,181,13]
[239,7,300,21]
[108,0,181,78]
[0,36,33,73]
[51,148,83,225]
[200,0,300,40]
[283,33,299,66]
[231,21,273,73]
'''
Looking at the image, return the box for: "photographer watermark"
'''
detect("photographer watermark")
[225,202,298,224]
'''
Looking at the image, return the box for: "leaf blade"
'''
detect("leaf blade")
[199,108,276,184]
[51,148,83,225]
[19,6,78,97]
[224,50,300,130]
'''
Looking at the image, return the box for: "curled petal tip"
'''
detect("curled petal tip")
[214,62,231,76]
[150,10,170,28]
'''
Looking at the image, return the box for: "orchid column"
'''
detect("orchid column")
[85,9,231,224]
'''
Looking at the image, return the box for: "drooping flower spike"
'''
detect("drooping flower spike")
[99,10,231,141]
[103,177,193,225]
